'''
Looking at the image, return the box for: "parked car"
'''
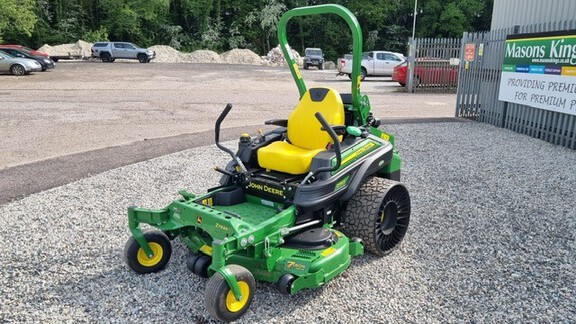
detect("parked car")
[0,51,42,76]
[0,44,49,58]
[337,50,405,80]
[303,47,324,69]
[0,46,55,71]
[91,42,156,63]
[392,58,458,87]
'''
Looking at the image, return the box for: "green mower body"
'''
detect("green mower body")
[124,4,410,322]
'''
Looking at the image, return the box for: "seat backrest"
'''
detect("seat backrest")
[287,87,344,150]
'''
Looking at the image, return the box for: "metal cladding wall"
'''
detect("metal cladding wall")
[491,0,576,30]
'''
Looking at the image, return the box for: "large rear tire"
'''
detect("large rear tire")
[342,177,410,256]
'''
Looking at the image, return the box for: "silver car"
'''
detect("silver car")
[0,51,42,76]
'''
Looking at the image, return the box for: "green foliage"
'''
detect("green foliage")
[82,26,109,43]
[0,0,37,43]
[1,0,493,61]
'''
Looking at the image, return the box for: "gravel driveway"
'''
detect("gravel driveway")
[1,121,575,322]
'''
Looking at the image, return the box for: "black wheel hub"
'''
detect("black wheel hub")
[379,202,398,235]
[373,184,411,255]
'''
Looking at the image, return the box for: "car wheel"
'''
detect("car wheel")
[360,68,367,81]
[101,53,112,63]
[319,63,324,70]
[399,83,406,87]
[138,54,148,63]
[303,62,308,70]
[10,64,26,76]
[110,59,116,62]
[413,76,421,88]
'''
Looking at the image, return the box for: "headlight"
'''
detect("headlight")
[43,59,51,63]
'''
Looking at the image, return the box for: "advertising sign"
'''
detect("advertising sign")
[498,30,576,116]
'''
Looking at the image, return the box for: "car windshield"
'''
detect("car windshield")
[306,49,322,56]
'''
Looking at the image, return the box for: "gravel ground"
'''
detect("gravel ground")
[1,121,575,323]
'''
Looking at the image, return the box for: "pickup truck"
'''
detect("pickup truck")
[337,51,405,80]
[91,41,155,63]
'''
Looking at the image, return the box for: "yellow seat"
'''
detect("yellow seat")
[257,87,344,174]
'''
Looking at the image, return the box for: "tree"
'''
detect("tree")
[246,0,287,52]
[0,0,36,43]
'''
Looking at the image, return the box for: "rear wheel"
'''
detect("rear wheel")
[101,52,112,62]
[10,64,26,76]
[205,265,255,322]
[360,68,367,81]
[342,177,410,256]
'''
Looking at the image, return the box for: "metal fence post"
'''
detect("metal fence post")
[500,25,520,127]
[407,38,415,93]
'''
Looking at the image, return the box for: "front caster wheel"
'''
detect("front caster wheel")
[343,177,411,256]
[123,230,172,274]
[205,265,255,322]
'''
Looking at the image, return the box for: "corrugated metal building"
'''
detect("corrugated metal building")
[491,0,576,30]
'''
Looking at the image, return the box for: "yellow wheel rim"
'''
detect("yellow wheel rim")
[136,242,163,267]
[225,281,250,313]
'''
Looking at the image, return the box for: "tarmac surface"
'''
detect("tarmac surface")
[0,62,455,202]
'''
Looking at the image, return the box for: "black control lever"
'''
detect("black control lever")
[301,112,342,184]
[214,103,247,173]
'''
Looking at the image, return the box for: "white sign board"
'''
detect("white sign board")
[498,30,576,116]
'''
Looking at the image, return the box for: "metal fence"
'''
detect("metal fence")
[456,21,576,149]
[406,38,461,92]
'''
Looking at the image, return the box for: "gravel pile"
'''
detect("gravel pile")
[38,40,93,59]
[220,49,263,65]
[148,45,187,63]
[1,122,575,322]
[185,50,223,63]
[262,44,303,67]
